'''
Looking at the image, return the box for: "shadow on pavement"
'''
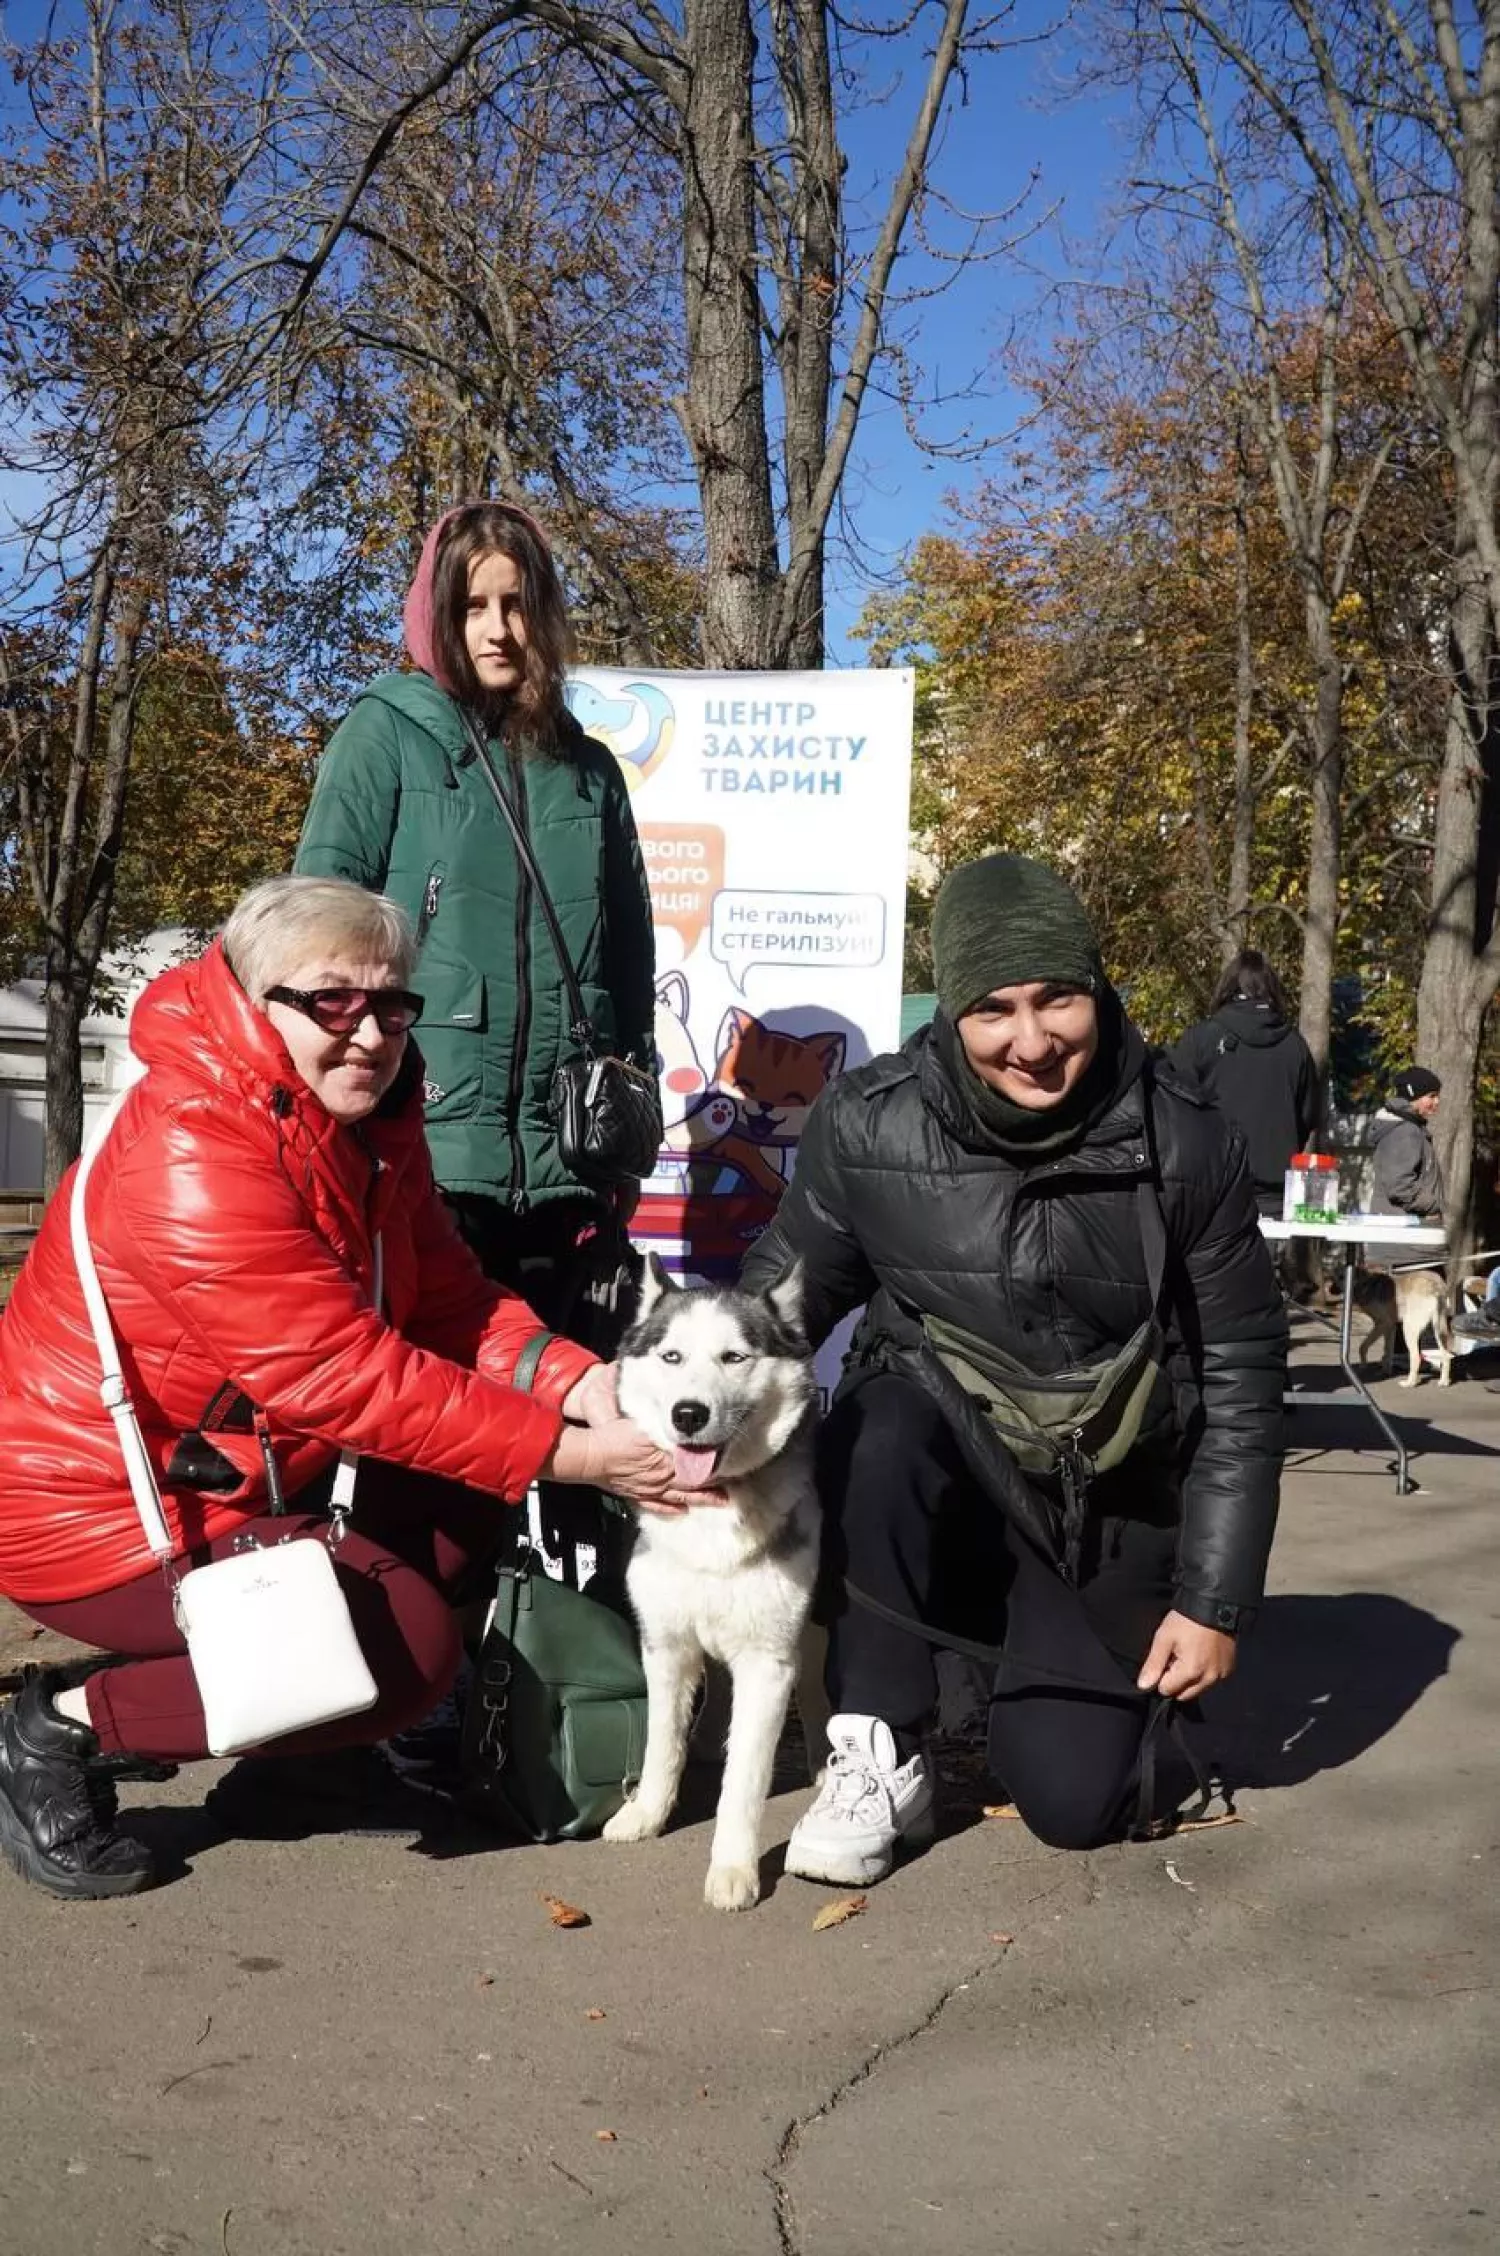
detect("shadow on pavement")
[122,1764,485,1886]
[1207,1591,1460,1792]
[1281,1399,1500,1468]
[109,1590,1464,1881]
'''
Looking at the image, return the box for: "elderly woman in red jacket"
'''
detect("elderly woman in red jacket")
[0,875,692,1901]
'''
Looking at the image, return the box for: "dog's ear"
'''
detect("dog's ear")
[635,1251,676,1319]
[766,1261,807,1339]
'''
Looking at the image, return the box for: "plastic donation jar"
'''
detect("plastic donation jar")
[1282,1151,1340,1225]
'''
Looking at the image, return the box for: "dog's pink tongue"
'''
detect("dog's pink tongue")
[672,1445,720,1490]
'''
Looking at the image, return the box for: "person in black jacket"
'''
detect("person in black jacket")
[1169,952,1320,1214]
[742,854,1287,1884]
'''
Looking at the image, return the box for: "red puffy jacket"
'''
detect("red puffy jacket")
[0,942,596,1603]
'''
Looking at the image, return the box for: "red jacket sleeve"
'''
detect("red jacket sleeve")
[104,1106,565,1502]
[404,1173,598,1410]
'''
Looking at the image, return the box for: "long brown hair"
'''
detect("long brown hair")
[428,502,572,747]
[1212,949,1290,1017]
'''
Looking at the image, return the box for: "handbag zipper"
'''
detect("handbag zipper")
[254,1409,286,1516]
[505,741,533,1213]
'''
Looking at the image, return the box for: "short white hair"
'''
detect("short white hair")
[222,876,417,1001]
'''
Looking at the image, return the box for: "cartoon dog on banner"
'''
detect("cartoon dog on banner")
[639,974,847,1281]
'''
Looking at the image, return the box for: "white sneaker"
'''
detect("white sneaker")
[783,1714,936,1887]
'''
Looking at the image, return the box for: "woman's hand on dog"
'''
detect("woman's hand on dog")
[544,1416,728,1514]
[1135,1611,1237,1700]
[560,1363,620,1428]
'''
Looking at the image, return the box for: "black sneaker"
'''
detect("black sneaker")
[379,1657,471,1798]
[0,1669,156,1899]
[85,1751,180,1830]
[1454,1305,1500,1342]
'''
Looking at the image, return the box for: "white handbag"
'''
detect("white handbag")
[70,1085,380,1757]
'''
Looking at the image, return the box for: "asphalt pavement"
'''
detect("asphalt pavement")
[1,1320,1494,2256]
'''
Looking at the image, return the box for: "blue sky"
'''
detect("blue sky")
[824,0,1128,655]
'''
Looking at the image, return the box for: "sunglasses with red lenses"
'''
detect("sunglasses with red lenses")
[266,985,425,1035]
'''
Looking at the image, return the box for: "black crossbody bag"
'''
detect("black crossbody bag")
[458,710,662,1187]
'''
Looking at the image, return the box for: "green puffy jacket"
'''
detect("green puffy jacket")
[295,669,655,1211]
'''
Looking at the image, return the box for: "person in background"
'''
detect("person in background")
[1370,1067,1444,1221]
[1169,952,1320,1216]
[0,878,698,1902]
[742,854,1287,1886]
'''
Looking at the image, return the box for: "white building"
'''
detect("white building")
[0,930,195,1190]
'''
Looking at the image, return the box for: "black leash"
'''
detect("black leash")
[845,1580,1223,1839]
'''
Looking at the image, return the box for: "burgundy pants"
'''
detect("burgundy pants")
[18,1465,512,1762]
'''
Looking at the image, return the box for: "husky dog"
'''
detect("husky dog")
[605,1258,822,1911]
[1353,1266,1454,1388]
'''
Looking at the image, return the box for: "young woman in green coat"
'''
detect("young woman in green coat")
[295,500,657,1337]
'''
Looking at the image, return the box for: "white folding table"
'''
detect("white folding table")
[1260,1218,1447,1496]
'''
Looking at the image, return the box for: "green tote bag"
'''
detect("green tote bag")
[460,1540,648,1843]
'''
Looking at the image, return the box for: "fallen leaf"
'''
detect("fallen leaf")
[1164,1860,1196,1891]
[697,2086,709,2099]
[595,2128,618,2142]
[989,1931,1015,1947]
[982,1802,1021,1820]
[811,1894,867,1932]
[476,1973,495,1989]
[585,2008,606,2021]
[540,1893,591,1929]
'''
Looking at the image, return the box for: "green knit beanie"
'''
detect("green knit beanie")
[931,853,1103,1020]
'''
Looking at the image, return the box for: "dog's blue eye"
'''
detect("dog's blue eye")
[719,1350,747,1365]
[660,1348,683,1366]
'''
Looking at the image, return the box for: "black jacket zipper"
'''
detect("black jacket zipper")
[505,743,532,1212]
[416,867,444,946]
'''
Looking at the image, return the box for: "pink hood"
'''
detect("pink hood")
[402,499,551,693]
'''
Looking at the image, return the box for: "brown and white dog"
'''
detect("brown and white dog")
[1349,1267,1454,1388]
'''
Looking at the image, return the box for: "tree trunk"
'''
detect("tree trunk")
[1296,597,1342,1091]
[1418,566,1500,1253]
[42,962,90,1197]
[39,567,151,1194]
[1224,432,1256,957]
[773,0,839,669]
[680,0,780,667]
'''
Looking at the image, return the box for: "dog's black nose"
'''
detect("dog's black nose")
[671,1399,711,1436]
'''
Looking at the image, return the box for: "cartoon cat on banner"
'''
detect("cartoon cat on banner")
[567,668,915,1312]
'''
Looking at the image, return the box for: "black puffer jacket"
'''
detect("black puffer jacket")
[1169,1000,1320,1208]
[741,1024,1287,1630]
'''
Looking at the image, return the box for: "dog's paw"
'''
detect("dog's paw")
[603,1797,669,1844]
[1398,1375,1420,1390]
[704,1861,761,1912]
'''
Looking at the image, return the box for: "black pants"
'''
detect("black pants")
[443,1194,626,1336]
[444,1192,638,1572]
[818,1373,1183,1850]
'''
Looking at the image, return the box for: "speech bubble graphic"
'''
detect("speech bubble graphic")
[710,890,886,997]
[640,822,726,957]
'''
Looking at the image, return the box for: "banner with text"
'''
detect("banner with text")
[567,666,915,1292]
